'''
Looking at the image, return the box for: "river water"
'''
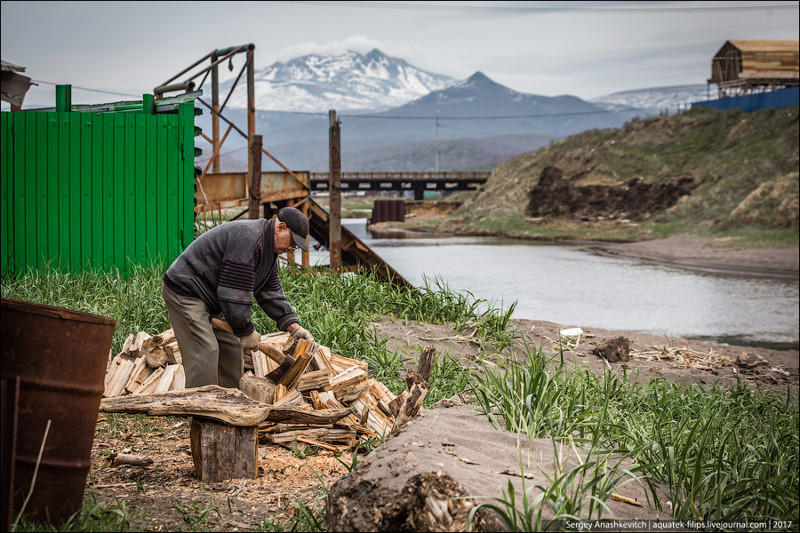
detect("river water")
[305,219,799,349]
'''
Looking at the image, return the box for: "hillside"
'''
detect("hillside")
[420,106,799,245]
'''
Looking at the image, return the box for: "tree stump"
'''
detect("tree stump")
[189,417,258,482]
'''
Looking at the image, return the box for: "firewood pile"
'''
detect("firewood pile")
[103,328,425,454]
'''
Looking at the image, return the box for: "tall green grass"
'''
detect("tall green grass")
[1,263,509,397]
[470,345,799,526]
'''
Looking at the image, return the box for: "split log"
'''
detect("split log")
[190,417,258,482]
[297,369,332,392]
[329,352,369,373]
[124,356,153,394]
[239,375,276,404]
[278,349,313,389]
[104,357,136,398]
[272,388,304,407]
[120,331,151,358]
[171,365,186,391]
[141,329,177,368]
[133,366,165,395]
[144,345,176,368]
[165,343,182,365]
[154,364,180,393]
[251,349,268,378]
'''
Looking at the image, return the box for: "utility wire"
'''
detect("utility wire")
[31,78,141,99]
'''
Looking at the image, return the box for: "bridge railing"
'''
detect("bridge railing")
[310,171,491,181]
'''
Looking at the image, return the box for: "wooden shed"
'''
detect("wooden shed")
[709,40,799,97]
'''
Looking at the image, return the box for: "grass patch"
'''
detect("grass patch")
[470,345,799,525]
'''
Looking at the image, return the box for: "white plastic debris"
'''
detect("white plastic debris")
[559,327,584,338]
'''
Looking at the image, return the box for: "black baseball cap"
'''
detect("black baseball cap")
[277,207,309,252]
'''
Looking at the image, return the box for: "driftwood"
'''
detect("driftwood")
[99,385,353,427]
[100,385,272,426]
[104,453,153,467]
[390,348,437,434]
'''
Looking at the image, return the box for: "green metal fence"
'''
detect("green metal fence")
[1,88,197,274]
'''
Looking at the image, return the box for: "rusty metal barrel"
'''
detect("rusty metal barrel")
[1,298,115,525]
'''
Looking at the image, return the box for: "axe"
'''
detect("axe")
[210,317,301,384]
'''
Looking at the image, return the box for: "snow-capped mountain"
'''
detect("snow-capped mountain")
[591,84,715,113]
[212,48,456,112]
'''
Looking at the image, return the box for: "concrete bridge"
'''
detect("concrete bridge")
[310,171,490,200]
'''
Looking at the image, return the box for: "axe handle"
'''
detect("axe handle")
[210,317,290,365]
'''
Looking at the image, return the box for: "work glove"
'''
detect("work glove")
[291,326,315,343]
[240,330,261,352]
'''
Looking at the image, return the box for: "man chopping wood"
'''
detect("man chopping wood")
[161,207,315,388]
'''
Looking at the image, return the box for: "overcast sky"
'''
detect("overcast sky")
[2,1,798,109]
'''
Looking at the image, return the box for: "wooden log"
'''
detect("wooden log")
[155,364,180,393]
[239,375,276,404]
[133,366,165,395]
[172,365,186,391]
[190,417,258,482]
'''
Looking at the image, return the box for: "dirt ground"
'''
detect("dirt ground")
[79,236,798,531]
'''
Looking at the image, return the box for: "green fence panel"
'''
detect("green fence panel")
[0,98,195,274]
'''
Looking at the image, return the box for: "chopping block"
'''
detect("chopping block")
[190,417,258,482]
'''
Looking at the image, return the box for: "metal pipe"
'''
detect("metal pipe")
[153,81,195,97]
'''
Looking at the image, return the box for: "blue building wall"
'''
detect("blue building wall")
[692,87,799,112]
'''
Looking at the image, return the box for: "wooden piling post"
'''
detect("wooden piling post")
[249,135,262,219]
[328,110,342,272]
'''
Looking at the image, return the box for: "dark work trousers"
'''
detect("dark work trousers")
[161,281,244,388]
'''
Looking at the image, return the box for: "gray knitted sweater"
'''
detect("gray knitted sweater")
[163,218,298,336]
